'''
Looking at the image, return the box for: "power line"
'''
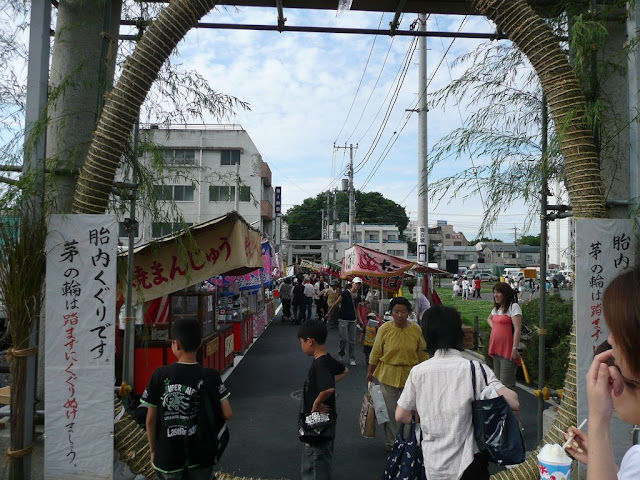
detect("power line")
[358,15,469,189]
[333,12,386,143]
[353,36,418,174]
[345,33,397,144]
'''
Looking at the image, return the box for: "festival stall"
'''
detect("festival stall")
[210,240,282,354]
[123,212,262,395]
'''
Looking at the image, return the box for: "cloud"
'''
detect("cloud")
[169,8,539,240]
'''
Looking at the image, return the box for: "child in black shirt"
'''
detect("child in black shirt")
[298,321,349,479]
[141,318,232,480]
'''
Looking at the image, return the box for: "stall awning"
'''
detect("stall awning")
[343,245,415,278]
[123,212,262,303]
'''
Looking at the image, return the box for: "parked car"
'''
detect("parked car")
[464,269,496,282]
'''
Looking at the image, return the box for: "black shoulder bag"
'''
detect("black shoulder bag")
[186,369,230,467]
[470,361,525,466]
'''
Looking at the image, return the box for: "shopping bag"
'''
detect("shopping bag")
[470,361,525,466]
[370,383,389,424]
[298,381,336,444]
[359,382,376,438]
[381,414,426,480]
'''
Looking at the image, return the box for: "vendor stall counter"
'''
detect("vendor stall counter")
[133,290,234,395]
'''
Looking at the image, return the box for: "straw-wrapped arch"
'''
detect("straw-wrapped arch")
[72,1,604,478]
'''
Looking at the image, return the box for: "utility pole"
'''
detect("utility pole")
[234,162,240,212]
[416,13,429,310]
[334,144,357,246]
[333,189,338,239]
[321,210,325,240]
[326,191,330,240]
[512,225,520,265]
[538,94,549,442]
[19,3,51,478]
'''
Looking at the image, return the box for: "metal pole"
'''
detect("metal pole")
[235,162,240,212]
[18,3,51,479]
[416,13,429,310]
[348,144,355,247]
[538,94,549,442]
[123,121,139,389]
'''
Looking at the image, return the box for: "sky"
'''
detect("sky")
[132,6,540,242]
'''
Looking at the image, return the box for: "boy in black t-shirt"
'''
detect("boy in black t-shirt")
[141,318,233,480]
[297,321,349,480]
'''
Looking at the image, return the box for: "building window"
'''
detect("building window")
[118,221,139,237]
[220,150,240,165]
[209,185,250,202]
[525,255,532,261]
[388,249,405,257]
[161,149,196,166]
[445,234,451,239]
[151,222,193,238]
[454,241,461,246]
[153,185,194,201]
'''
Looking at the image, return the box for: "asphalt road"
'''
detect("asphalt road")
[216,311,549,480]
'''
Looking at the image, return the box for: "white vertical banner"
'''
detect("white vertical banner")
[45,215,117,479]
[575,218,635,465]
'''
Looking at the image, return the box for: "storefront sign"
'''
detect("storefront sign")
[225,334,234,358]
[274,186,282,214]
[206,337,219,357]
[575,218,635,464]
[45,215,117,479]
[128,213,262,303]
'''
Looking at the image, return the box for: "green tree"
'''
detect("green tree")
[284,190,409,240]
[468,237,503,246]
[519,234,541,246]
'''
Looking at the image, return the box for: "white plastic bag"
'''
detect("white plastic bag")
[370,383,389,424]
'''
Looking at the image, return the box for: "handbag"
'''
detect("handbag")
[381,414,426,480]
[470,361,525,466]
[359,382,376,438]
[298,381,336,444]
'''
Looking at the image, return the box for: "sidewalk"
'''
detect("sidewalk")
[215,314,551,480]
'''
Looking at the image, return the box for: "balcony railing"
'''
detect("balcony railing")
[261,200,273,219]
[261,163,272,186]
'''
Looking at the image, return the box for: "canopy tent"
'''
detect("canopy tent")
[208,240,276,292]
[121,212,262,303]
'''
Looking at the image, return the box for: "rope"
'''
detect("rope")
[6,444,33,458]
[6,346,38,358]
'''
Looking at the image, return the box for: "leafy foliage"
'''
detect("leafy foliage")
[283,190,409,240]
[519,234,541,246]
[520,295,573,389]
[468,237,503,246]
[427,41,564,235]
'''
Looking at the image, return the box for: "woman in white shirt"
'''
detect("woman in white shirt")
[565,267,640,480]
[396,305,519,480]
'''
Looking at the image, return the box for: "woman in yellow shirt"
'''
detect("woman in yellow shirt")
[366,296,428,451]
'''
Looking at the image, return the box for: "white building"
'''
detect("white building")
[114,125,274,244]
[333,222,409,259]
[547,180,573,269]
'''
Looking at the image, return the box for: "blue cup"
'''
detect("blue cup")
[537,453,572,480]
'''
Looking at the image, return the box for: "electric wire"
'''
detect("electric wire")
[435,15,487,210]
[353,36,418,175]
[358,16,469,189]
[333,12,386,144]
[344,34,396,144]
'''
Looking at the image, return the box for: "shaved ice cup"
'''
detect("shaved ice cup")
[537,452,572,480]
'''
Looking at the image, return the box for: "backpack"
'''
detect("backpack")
[185,369,230,466]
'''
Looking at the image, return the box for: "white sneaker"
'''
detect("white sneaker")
[349,359,357,366]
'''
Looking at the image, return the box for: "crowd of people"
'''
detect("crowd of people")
[139,266,640,480]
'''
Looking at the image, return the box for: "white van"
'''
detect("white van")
[504,268,522,280]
